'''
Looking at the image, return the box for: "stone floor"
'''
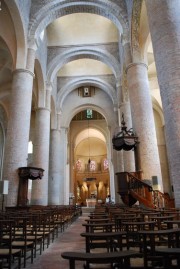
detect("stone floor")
[23,213,144,269]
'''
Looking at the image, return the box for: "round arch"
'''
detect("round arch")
[60,103,117,131]
[47,48,121,82]
[28,1,129,41]
[57,77,117,111]
[4,0,26,68]
[69,107,113,205]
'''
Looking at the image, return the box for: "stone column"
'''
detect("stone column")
[120,101,135,172]
[145,0,180,206]
[126,63,163,189]
[48,129,61,205]
[31,83,51,205]
[31,106,50,205]
[3,68,34,206]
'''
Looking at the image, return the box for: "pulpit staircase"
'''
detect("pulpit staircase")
[116,172,175,209]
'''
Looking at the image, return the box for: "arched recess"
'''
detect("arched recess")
[47,48,121,82]
[28,1,129,42]
[70,109,112,205]
[3,0,26,68]
[59,103,116,204]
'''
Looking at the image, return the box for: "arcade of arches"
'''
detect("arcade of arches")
[0,0,180,209]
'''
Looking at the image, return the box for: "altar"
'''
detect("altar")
[86,198,96,207]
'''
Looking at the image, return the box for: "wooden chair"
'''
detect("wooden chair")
[34,212,53,251]
[25,214,43,258]
[11,217,34,268]
[0,220,21,269]
[139,228,180,268]
[122,221,156,252]
[155,248,180,269]
[80,231,127,253]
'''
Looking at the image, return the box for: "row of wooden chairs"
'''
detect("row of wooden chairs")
[0,205,82,269]
[83,204,180,268]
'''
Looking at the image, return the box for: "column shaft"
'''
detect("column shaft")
[3,69,34,206]
[31,107,50,205]
[126,63,162,188]
[48,129,61,205]
[145,0,180,206]
[120,101,135,172]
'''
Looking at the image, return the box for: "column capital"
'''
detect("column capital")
[46,81,53,91]
[51,128,60,133]
[27,37,38,51]
[116,82,122,88]
[13,68,35,78]
[126,62,148,73]
[35,107,51,113]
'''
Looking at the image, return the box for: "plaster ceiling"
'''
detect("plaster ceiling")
[75,128,106,148]
[47,13,158,96]
[46,13,117,77]
[46,12,160,148]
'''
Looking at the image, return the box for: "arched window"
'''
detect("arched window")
[90,160,96,171]
[103,158,109,171]
[76,159,82,171]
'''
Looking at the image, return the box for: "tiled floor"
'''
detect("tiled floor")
[25,214,144,269]
[25,214,88,269]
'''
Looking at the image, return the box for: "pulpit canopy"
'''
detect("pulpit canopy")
[18,167,44,180]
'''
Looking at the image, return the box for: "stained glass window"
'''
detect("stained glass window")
[90,160,96,171]
[103,158,109,170]
[76,159,82,171]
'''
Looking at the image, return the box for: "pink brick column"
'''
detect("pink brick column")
[48,129,61,205]
[120,101,135,172]
[145,0,180,206]
[3,69,34,206]
[126,63,163,189]
[31,107,50,205]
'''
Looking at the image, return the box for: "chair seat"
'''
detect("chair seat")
[26,235,43,240]
[12,241,34,247]
[36,231,50,235]
[0,248,21,255]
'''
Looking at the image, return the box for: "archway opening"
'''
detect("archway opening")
[70,109,110,207]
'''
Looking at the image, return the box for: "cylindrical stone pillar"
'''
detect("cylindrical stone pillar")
[126,63,163,189]
[3,69,34,206]
[31,107,50,205]
[48,129,61,205]
[120,101,135,172]
[145,0,180,206]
